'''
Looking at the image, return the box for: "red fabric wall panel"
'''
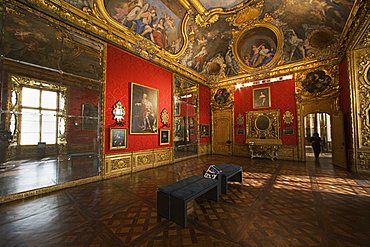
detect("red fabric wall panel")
[105,45,172,154]
[234,78,297,145]
[199,85,211,144]
[339,58,352,152]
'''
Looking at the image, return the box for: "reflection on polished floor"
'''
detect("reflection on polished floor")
[0,155,99,196]
[0,155,369,246]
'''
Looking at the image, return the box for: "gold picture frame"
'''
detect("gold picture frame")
[200,124,210,137]
[253,87,271,109]
[159,128,170,145]
[130,83,159,134]
[110,127,127,150]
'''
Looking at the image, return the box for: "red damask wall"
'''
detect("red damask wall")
[199,85,211,144]
[234,78,297,145]
[105,45,172,154]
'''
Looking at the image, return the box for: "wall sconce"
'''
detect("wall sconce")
[113,100,126,125]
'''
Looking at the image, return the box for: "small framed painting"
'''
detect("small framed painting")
[253,87,271,109]
[110,127,127,150]
[200,124,210,137]
[159,128,170,145]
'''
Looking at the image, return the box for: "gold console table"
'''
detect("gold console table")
[247,139,282,160]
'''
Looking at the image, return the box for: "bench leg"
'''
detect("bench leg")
[204,184,220,201]
[221,175,227,194]
[229,170,243,184]
[170,196,188,227]
[157,191,170,220]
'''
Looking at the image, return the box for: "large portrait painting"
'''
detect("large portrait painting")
[234,24,282,71]
[130,83,158,134]
[104,0,185,54]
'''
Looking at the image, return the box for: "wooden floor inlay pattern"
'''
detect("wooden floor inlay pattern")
[1,155,370,246]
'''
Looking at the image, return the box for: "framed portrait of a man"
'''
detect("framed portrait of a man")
[253,87,271,109]
[110,127,127,150]
[130,83,158,134]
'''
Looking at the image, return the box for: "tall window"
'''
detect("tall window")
[20,87,59,145]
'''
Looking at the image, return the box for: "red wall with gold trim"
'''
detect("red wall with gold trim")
[199,85,211,144]
[234,78,297,145]
[105,45,172,154]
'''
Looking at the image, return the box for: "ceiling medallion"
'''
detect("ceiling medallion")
[113,100,126,125]
[233,22,283,73]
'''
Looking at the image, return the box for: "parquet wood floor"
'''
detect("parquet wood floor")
[0,155,369,246]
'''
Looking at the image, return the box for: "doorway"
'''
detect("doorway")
[304,113,332,160]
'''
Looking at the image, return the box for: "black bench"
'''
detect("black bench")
[214,164,243,194]
[157,176,203,220]
[157,176,220,227]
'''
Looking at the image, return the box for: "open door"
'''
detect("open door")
[331,111,347,169]
[212,109,233,155]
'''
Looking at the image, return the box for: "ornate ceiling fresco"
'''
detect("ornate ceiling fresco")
[63,0,355,81]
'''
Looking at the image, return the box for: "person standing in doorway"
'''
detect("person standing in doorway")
[310,132,322,160]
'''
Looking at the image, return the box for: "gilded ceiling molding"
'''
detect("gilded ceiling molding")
[295,65,340,104]
[184,0,254,28]
[214,57,340,89]
[339,0,369,53]
[15,0,208,85]
[226,1,264,28]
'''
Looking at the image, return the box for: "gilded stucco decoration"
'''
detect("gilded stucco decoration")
[295,66,339,102]
[211,87,234,109]
[245,109,280,140]
[283,111,294,126]
[358,52,370,147]
[236,113,244,127]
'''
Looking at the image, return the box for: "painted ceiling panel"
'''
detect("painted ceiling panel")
[62,0,355,79]
[104,0,185,54]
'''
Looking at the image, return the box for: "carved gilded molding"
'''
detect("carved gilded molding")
[357,51,370,148]
[211,86,234,110]
[340,0,369,52]
[215,57,340,88]
[198,143,211,155]
[358,151,370,171]
[16,0,207,85]
[295,65,340,103]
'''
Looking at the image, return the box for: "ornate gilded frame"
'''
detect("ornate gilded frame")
[245,109,280,140]
[130,82,159,134]
[159,128,170,145]
[252,86,271,109]
[233,23,283,72]
[109,127,128,150]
